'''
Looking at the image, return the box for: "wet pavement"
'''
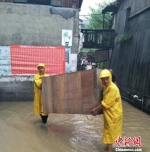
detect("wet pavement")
[0,101,149,152]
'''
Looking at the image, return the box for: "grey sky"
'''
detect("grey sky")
[80,0,114,16]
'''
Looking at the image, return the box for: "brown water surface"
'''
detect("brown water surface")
[0,101,149,152]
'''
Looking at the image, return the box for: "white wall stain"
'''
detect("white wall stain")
[0,75,34,82]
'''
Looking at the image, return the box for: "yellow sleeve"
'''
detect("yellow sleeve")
[34,75,42,88]
[102,87,117,109]
[44,74,49,77]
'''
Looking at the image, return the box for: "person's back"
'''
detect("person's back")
[109,69,116,83]
[112,74,116,83]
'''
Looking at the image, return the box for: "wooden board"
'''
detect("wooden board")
[42,69,102,114]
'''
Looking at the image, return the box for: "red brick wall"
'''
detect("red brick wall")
[0,0,81,8]
[63,0,79,8]
[0,0,13,2]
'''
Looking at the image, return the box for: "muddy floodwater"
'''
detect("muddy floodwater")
[0,101,149,152]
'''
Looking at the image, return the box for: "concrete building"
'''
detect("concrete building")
[0,0,83,53]
[103,0,150,112]
[0,0,83,101]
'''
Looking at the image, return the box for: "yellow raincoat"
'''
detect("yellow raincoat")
[99,69,123,144]
[33,63,49,116]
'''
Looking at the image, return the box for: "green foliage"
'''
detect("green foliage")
[85,2,112,29]
[99,62,107,69]
[81,48,95,53]
[115,34,132,44]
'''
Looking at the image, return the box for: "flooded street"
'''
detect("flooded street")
[0,101,149,152]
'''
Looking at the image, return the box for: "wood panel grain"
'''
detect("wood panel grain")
[42,69,102,114]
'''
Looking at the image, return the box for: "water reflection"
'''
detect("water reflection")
[0,101,149,152]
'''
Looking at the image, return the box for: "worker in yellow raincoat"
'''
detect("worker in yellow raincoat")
[92,69,123,152]
[34,63,49,124]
